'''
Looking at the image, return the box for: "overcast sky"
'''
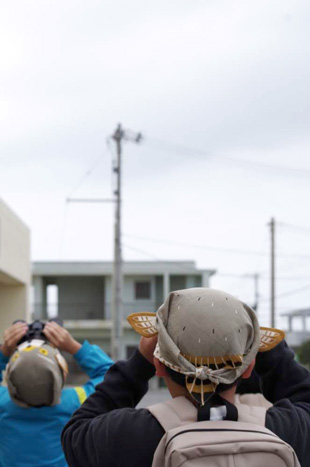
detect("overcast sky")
[1,0,310,328]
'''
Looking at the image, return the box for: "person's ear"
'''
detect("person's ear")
[154,358,167,377]
[241,359,256,379]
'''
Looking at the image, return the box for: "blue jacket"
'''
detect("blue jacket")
[0,341,113,467]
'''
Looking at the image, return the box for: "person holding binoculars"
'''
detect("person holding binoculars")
[0,320,113,467]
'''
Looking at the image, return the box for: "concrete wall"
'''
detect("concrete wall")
[0,199,30,335]
[0,284,29,331]
[0,200,30,285]
[122,274,156,316]
[57,276,104,320]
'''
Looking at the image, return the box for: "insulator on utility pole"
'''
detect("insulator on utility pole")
[111,123,142,361]
[269,217,276,328]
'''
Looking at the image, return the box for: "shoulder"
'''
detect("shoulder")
[266,398,310,432]
[265,399,310,466]
[60,387,81,411]
[67,406,164,467]
[93,406,163,442]
[100,407,164,466]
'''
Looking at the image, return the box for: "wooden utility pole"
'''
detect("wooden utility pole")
[270,217,276,328]
[111,124,142,361]
[67,123,142,361]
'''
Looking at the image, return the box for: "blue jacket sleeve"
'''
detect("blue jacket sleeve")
[73,341,114,397]
[0,350,9,384]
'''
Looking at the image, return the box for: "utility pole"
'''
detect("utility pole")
[243,273,260,314]
[67,123,142,360]
[248,272,260,313]
[270,217,276,328]
[111,124,142,361]
[254,272,259,314]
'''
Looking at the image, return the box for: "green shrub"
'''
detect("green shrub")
[297,340,310,368]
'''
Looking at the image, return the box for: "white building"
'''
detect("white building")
[0,199,31,336]
[281,308,310,348]
[32,260,215,357]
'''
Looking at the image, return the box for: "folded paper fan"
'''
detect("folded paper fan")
[127,312,157,337]
[259,327,286,352]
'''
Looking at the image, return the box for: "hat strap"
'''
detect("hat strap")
[198,394,238,422]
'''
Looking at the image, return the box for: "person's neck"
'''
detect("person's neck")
[166,377,236,406]
[218,387,236,404]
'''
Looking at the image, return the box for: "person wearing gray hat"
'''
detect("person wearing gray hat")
[62,288,310,467]
[0,320,113,467]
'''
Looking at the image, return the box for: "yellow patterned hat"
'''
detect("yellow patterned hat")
[6,339,68,408]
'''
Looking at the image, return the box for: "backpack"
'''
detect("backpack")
[148,395,301,467]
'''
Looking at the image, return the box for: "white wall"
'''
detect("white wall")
[0,199,30,336]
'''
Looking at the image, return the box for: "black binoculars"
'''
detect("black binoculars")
[13,318,64,345]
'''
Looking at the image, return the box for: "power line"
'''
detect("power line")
[260,283,310,302]
[217,271,310,280]
[261,276,310,281]
[276,284,310,299]
[123,243,215,274]
[216,272,262,278]
[122,243,161,261]
[124,233,266,256]
[278,222,310,235]
[66,154,104,199]
[124,233,310,259]
[145,137,310,179]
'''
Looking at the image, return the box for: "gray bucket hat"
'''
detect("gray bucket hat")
[128,288,285,405]
[6,340,68,408]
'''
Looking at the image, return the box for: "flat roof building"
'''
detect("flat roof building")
[32,260,215,358]
[281,308,310,348]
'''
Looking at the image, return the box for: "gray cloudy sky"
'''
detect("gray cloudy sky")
[1,0,310,328]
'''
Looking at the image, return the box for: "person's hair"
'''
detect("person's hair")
[165,366,240,394]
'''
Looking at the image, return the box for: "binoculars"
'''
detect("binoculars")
[13,318,64,345]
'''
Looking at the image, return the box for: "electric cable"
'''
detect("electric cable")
[145,137,310,179]
[124,233,310,259]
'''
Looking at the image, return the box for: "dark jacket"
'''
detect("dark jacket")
[62,341,310,467]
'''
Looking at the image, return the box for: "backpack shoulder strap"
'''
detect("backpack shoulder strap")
[235,399,268,426]
[148,396,197,431]
[234,393,272,426]
[235,393,273,409]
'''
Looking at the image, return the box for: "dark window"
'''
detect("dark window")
[135,281,151,299]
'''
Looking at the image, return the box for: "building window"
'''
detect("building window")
[135,281,151,299]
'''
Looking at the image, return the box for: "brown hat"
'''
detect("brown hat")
[6,339,68,408]
[128,288,285,405]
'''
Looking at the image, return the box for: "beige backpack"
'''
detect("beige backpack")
[148,396,300,467]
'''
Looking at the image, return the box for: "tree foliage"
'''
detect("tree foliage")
[297,340,310,367]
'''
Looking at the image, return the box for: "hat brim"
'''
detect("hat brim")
[127,312,285,353]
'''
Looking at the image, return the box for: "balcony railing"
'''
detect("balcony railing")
[31,300,158,321]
